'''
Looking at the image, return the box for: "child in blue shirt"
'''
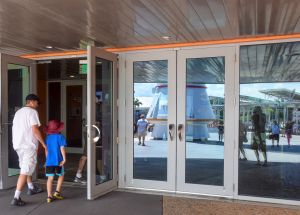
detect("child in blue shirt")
[44,120,67,203]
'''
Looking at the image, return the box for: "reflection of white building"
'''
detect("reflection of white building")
[147,84,215,140]
[238,89,300,133]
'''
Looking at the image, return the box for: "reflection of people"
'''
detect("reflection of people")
[285,121,294,148]
[280,122,286,137]
[218,121,224,142]
[251,106,267,166]
[44,120,66,203]
[11,94,46,206]
[239,120,247,160]
[136,114,148,146]
[74,121,87,184]
[271,121,280,147]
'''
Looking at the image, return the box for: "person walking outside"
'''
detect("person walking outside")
[218,121,224,143]
[270,120,280,147]
[239,120,247,160]
[285,120,294,148]
[251,106,267,166]
[136,114,148,146]
[44,120,67,203]
[11,94,47,206]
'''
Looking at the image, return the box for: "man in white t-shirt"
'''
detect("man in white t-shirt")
[11,94,47,206]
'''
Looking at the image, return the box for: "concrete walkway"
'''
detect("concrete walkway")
[0,186,162,215]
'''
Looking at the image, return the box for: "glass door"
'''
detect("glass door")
[61,80,87,154]
[0,54,36,189]
[125,51,176,191]
[176,47,235,196]
[87,46,118,199]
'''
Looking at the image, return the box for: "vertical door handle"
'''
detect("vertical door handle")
[168,124,174,141]
[178,124,183,141]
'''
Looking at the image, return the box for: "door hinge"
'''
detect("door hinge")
[117,99,119,107]
[125,60,127,68]
[234,53,237,62]
[124,175,126,182]
[233,184,235,192]
[116,137,119,144]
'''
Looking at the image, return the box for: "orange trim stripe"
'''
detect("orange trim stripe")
[106,34,300,52]
[21,34,300,59]
[21,50,87,59]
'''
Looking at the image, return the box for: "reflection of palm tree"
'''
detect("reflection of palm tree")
[134,98,142,107]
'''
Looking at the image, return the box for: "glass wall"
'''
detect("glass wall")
[8,64,30,176]
[185,57,225,185]
[239,41,300,200]
[133,60,168,181]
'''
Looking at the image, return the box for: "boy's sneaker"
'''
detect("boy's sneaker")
[27,185,43,195]
[11,197,26,206]
[53,191,64,200]
[47,197,55,203]
[74,176,87,184]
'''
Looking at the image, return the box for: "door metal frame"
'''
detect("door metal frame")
[87,46,118,200]
[0,54,36,189]
[176,46,236,197]
[124,50,177,191]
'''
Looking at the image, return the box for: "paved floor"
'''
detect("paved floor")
[0,186,162,215]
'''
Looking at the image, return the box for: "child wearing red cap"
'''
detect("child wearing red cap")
[44,120,67,203]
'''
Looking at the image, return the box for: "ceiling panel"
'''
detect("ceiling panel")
[0,0,299,55]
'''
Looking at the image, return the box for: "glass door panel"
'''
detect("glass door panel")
[177,47,235,196]
[0,54,36,189]
[125,51,176,190]
[185,57,225,186]
[133,60,168,182]
[87,46,118,199]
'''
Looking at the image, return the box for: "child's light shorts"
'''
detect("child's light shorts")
[16,149,37,176]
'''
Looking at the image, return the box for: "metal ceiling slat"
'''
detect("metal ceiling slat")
[221,0,239,36]
[155,0,199,41]
[0,0,300,54]
[238,0,256,36]
[118,0,168,44]
[82,0,151,46]
[150,0,197,42]
[188,0,222,40]
[138,0,191,42]
[138,0,188,42]
[205,0,233,39]
[171,0,209,40]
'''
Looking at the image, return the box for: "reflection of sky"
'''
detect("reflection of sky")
[134,82,300,106]
[134,83,156,97]
[241,83,300,100]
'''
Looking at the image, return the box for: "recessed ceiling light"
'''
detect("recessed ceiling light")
[69,75,75,78]
[162,36,172,40]
[45,45,53,49]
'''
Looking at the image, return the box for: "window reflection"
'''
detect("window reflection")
[133,60,168,181]
[185,57,225,186]
[95,57,113,185]
[239,41,300,200]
